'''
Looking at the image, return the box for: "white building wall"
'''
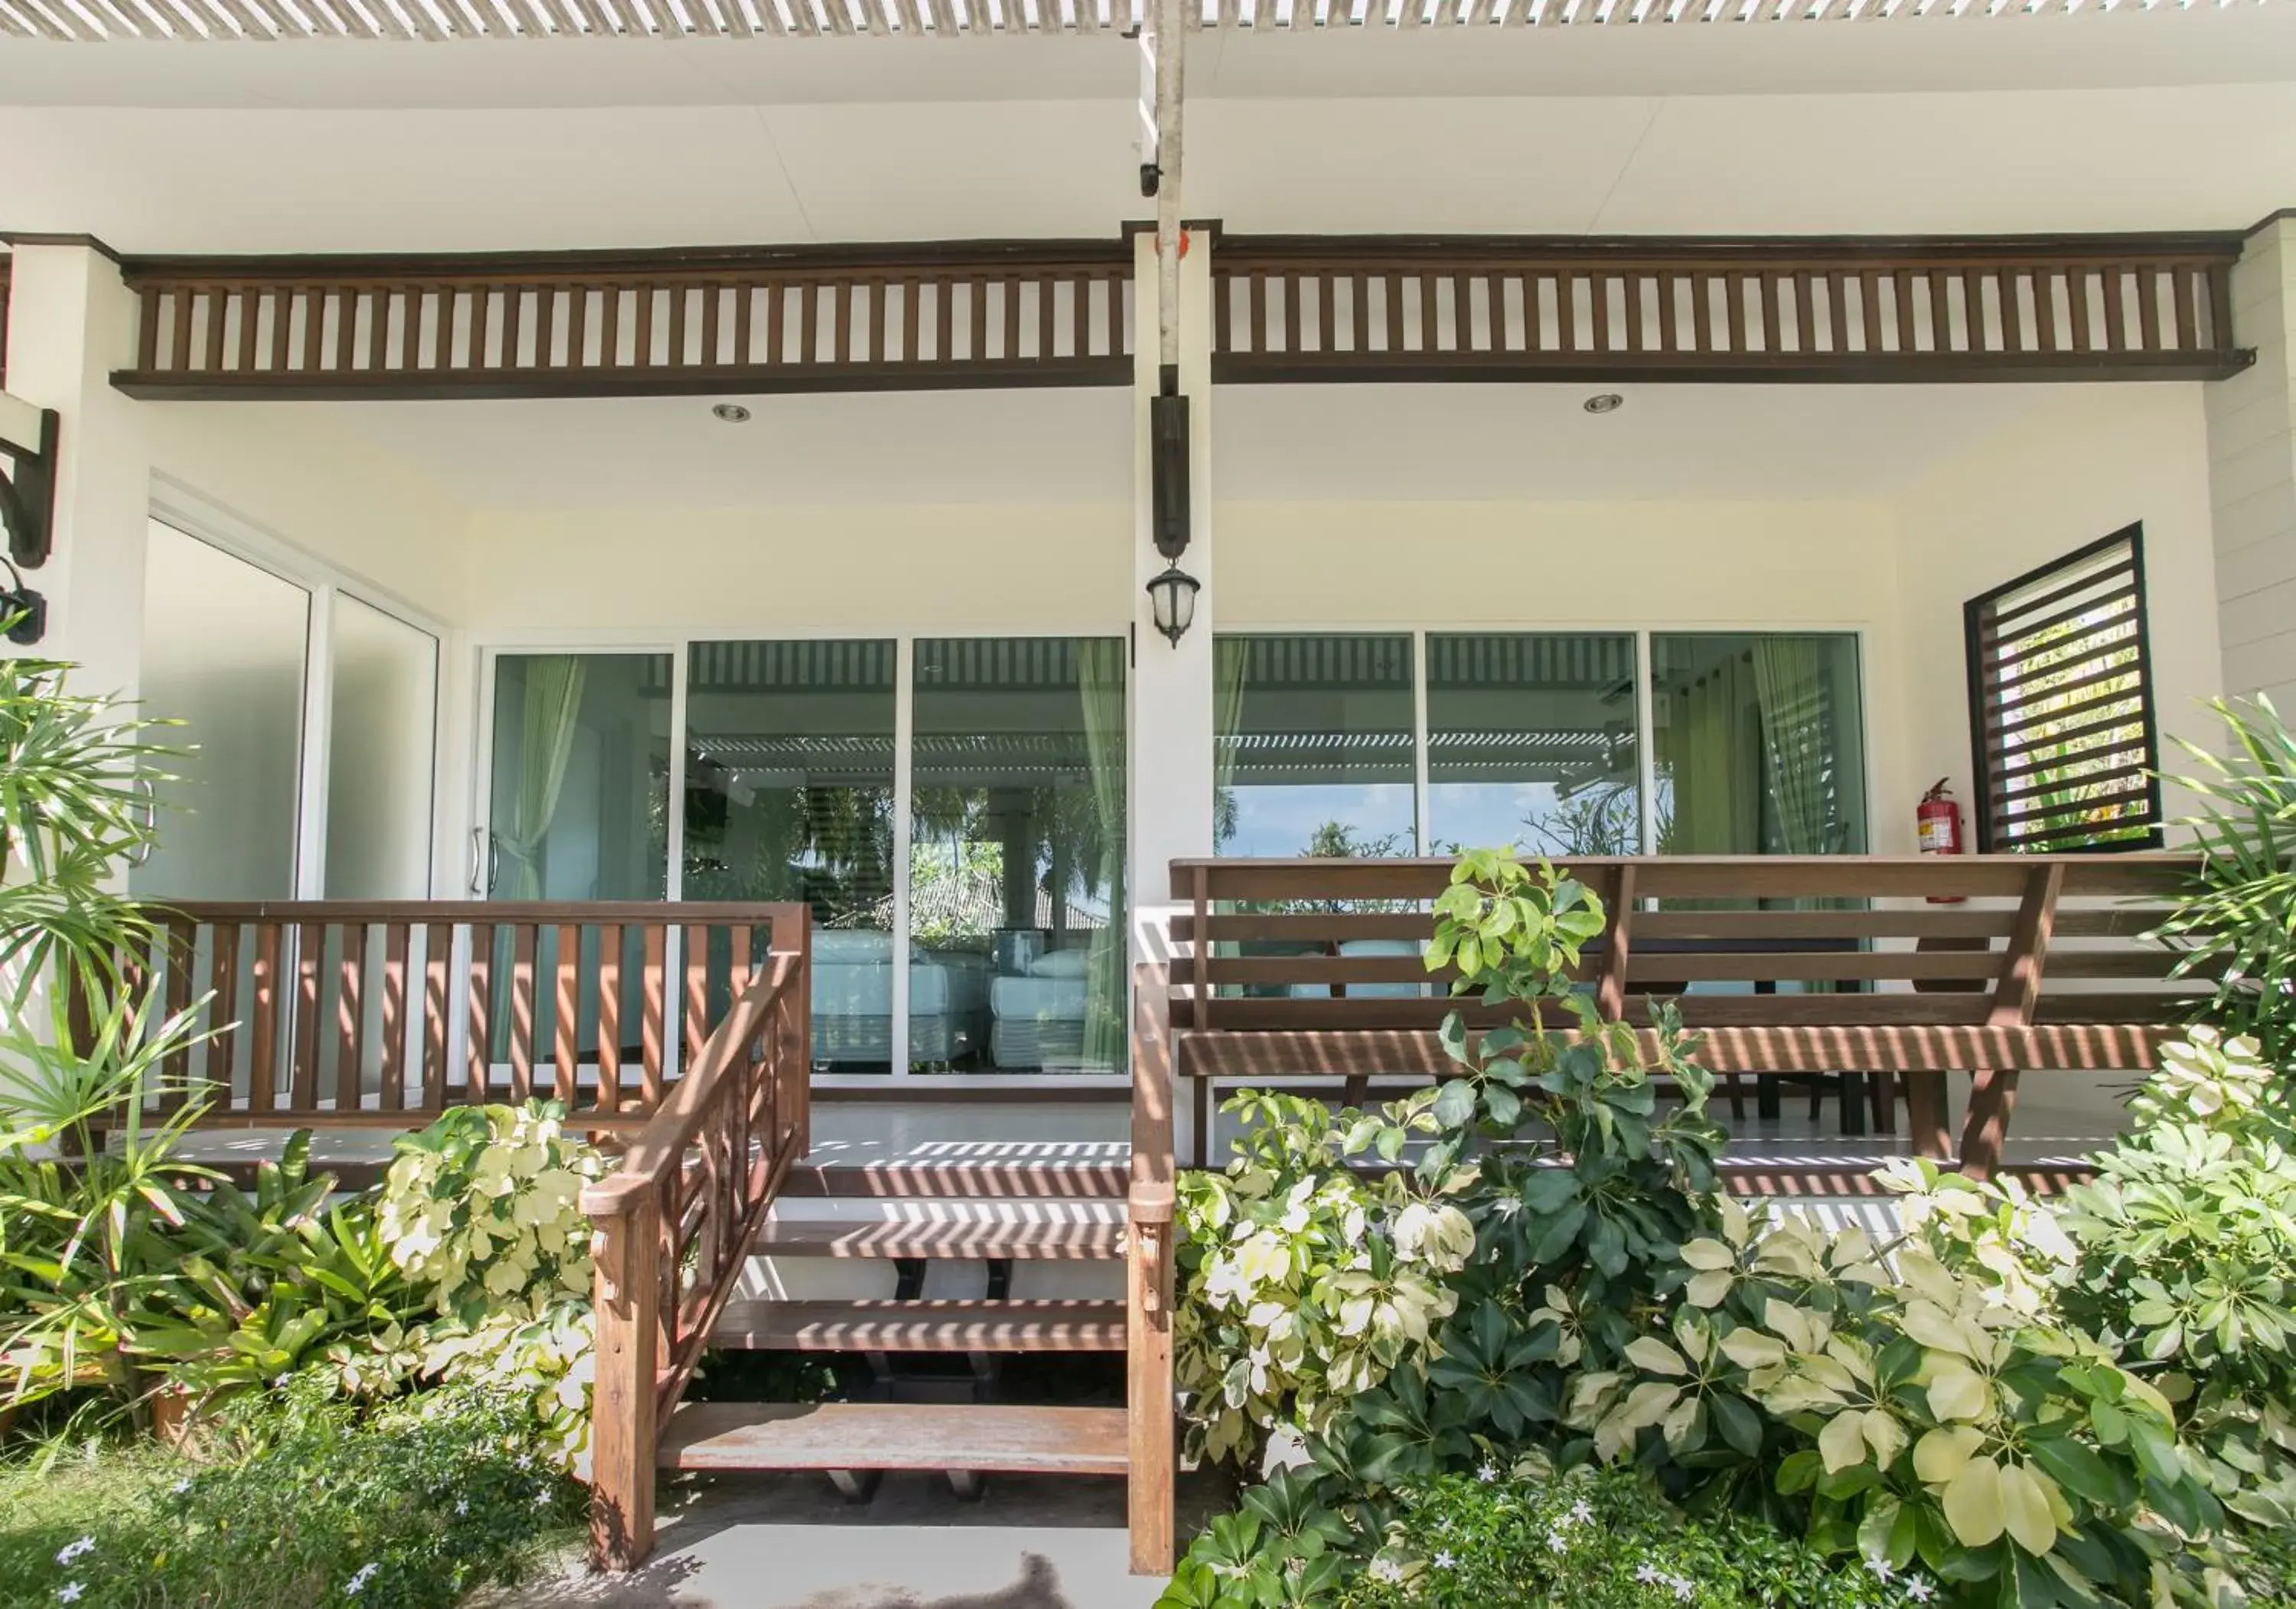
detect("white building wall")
[1890,383,2224,836]
[2206,217,2296,712]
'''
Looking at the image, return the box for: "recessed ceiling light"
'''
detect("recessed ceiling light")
[1583,393,1625,415]
[712,403,752,423]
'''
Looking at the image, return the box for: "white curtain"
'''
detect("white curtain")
[1078,639,1127,1071]
[495,657,587,900]
[1212,637,1248,851]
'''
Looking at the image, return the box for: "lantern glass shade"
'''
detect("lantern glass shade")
[1146,563,1200,645]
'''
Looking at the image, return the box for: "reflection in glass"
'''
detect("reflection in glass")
[325,596,439,899]
[911,638,1127,1073]
[1213,634,1417,858]
[684,640,898,1071]
[132,521,309,901]
[1427,633,1640,857]
[1651,634,1867,855]
[487,654,670,901]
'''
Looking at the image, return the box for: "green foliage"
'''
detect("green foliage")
[1174,1089,1473,1466]
[0,989,216,1412]
[0,1376,583,1609]
[377,1102,603,1326]
[1339,1464,1906,1609]
[0,655,174,1009]
[2157,696,2296,1062]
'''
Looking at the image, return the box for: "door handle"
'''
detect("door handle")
[469,827,495,896]
[128,778,156,867]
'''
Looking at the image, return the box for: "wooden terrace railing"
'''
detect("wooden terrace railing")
[110,901,810,1132]
[581,944,812,1567]
[1162,853,2206,1180]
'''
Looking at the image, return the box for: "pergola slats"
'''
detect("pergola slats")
[0,0,2254,36]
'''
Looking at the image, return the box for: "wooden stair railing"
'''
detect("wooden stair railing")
[582,929,811,1570]
[109,900,808,1131]
[1127,958,1178,1573]
[1166,853,2204,1181]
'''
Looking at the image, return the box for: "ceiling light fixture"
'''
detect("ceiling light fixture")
[1583,393,1625,415]
[712,403,752,424]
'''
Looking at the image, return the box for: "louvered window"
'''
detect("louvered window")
[1964,525,2163,853]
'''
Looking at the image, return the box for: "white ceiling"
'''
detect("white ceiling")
[268,379,2080,510]
[2,10,2295,250]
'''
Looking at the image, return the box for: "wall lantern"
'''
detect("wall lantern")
[1146,561,1199,647]
[0,556,47,647]
[1146,362,1198,645]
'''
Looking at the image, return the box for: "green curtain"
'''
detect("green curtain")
[1212,637,1248,851]
[1752,637,1837,856]
[1668,654,1762,853]
[496,657,586,899]
[1078,640,1127,1071]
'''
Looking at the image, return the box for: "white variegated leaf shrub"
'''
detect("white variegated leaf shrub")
[378,1102,605,1327]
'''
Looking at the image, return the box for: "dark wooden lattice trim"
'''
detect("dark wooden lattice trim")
[1211,233,2251,384]
[1964,525,2164,853]
[111,240,1133,401]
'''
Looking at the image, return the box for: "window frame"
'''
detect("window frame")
[1961,524,2164,855]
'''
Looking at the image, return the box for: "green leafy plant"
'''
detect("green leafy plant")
[2157,695,2296,1062]
[1339,1463,1906,1609]
[377,1102,603,1326]
[0,1374,584,1609]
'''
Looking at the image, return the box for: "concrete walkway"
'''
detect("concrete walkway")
[495,1470,1222,1609]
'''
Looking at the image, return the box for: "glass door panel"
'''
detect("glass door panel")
[484,652,672,1095]
[1650,634,1867,857]
[485,653,671,902]
[1214,633,1417,857]
[684,639,897,1072]
[132,520,310,902]
[325,596,439,899]
[1427,632,1640,856]
[911,638,1127,1074]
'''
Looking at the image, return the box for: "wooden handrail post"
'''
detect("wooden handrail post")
[1128,958,1176,1576]
[588,1188,661,1571]
[1962,862,2063,1182]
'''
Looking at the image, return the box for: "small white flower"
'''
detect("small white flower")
[1368,1558,1406,1586]
[1636,1563,1665,1586]
[455,1500,469,1516]
[56,1539,95,1566]
[345,1563,378,1597]
[170,1478,192,1496]
[1566,1500,1594,1527]
[1545,1529,1570,1556]
[534,1487,552,1505]
[1866,1557,1896,1584]
[1903,1578,1936,1605]
[272,1374,290,1390]
[1432,1550,1457,1571]
[1476,1462,1499,1483]
[1669,1577,1694,1604]
[56,1587,84,1605]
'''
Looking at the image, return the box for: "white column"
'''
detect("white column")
[2,243,151,696]
[1128,227,1217,958]
[2207,216,2296,712]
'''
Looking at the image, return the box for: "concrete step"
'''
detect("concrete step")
[783,1159,1130,1200]
[659,1400,1129,1476]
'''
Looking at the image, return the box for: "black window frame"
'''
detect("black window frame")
[1962,523,2164,854]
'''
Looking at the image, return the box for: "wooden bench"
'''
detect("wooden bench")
[1154,853,2204,1180]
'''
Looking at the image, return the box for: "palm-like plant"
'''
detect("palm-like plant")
[2158,696,2296,1062]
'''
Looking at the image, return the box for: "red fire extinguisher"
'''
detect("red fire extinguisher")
[1916,778,1964,904]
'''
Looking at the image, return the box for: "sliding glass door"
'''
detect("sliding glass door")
[482,653,671,902]
[480,635,1124,1078]
[1649,634,1867,857]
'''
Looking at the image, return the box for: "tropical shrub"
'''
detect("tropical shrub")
[2156,696,2296,1061]
[0,1374,584,1609]
[1173,1088,1473,1465]
[377,1101,603,1325]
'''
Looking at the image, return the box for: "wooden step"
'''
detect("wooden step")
[659,1401,1129,1476]
[783,1160,1129,1200]
[713,1298,1126,1353]
[755,1218,1124,1261]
